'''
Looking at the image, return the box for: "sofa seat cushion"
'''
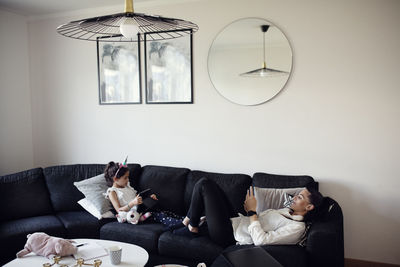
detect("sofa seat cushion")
[56,211,111,239]
[100,221,165,253]
[0,215,66,239]
[211,244,307,267]
[184,171,252,216]
[0,215,66,265]
[146,253,199,267]
[0,168,53,222]
[158,231,223,265]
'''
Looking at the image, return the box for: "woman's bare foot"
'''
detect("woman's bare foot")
[183,216,199,233]
[188,224,199,233]
[199,216,206,226]
[182,216,190,226]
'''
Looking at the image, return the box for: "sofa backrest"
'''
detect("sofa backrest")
[184,170,252,216]
[44,164,106,212]
[44,164,141,212]
[0,168,54,222]
[136,165,190,216]
[252,172,317,189]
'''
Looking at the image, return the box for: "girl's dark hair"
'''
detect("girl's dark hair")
[104,161,129,187]
[303,182,324,222]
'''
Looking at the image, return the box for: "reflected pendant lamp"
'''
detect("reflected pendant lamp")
[56,0,198,42]
[240,25,288,77]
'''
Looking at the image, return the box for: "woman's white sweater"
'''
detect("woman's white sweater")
[231,208,305,246]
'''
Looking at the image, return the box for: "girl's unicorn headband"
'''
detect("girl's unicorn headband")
[120,156,128,167]
[115,156,128,177]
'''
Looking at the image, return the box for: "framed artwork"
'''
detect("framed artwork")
[144,29,193,104]
[97,36,141,104]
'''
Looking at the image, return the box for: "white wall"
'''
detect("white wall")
[0,9,34,174]
[4,0,400,264]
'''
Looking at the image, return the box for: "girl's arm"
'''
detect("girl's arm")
[109,191,142,212]
[127,195,142,209]
[108,191,127,211]
[150,194,158,200]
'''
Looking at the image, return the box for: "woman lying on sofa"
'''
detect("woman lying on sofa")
[173,178,323,247]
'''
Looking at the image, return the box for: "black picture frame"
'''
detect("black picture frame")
[97,35,142,104]
[144,29,193,104]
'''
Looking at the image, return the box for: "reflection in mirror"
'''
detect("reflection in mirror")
[208,18,293,105]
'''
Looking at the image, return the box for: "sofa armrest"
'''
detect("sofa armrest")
[305,198,344,267]
[306,221,343,267]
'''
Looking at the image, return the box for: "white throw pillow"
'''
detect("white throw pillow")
[74,173,112,215]
[254,187,304,213]
[78,198,114,220]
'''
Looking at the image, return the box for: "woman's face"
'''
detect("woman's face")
[114,171,130,188]
[290,189,314,213]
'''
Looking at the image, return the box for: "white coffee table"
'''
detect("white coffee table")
[4,238,149,267]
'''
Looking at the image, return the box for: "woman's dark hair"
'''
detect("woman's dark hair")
[104,161,129,187]
[303,182,324,222]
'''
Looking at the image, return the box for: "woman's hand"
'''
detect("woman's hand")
[244,187,257,212]
[150,194,158,200]
[132,195,142,206]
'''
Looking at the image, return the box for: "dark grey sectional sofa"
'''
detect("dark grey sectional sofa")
[0,164,344,267]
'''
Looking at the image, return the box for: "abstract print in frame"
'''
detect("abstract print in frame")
[97,36,141,104]
[144,30,193,104]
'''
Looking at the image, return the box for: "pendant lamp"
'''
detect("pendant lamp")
[56,0,198,42]
[240,25,288,77]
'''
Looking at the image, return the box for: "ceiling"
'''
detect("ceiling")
[0,0,155,16]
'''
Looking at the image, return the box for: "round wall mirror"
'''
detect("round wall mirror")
[208,18,293,105]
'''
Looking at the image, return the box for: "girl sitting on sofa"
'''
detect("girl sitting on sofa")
[104,161,158,223]
[104,161,192,228]
[173,178,323,247]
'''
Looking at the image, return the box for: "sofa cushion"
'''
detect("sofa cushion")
[74,173,113,215]
[100,221,165,253]
[0,168,53,222]
[0,215,66,265]
[137,165,190,215]
[56,211,109,239]
[158,231,223,265]
[184,171,252,216]
[44,164,141,212]
[0,215,66,240]
[44,165,106,212]
[254,187,304,213]
[252,172,316,189]
[77,198,115,220]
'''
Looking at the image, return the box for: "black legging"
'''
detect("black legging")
[186,177,236,247]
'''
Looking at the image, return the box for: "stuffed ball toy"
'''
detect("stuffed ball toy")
[116,209,141,224]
